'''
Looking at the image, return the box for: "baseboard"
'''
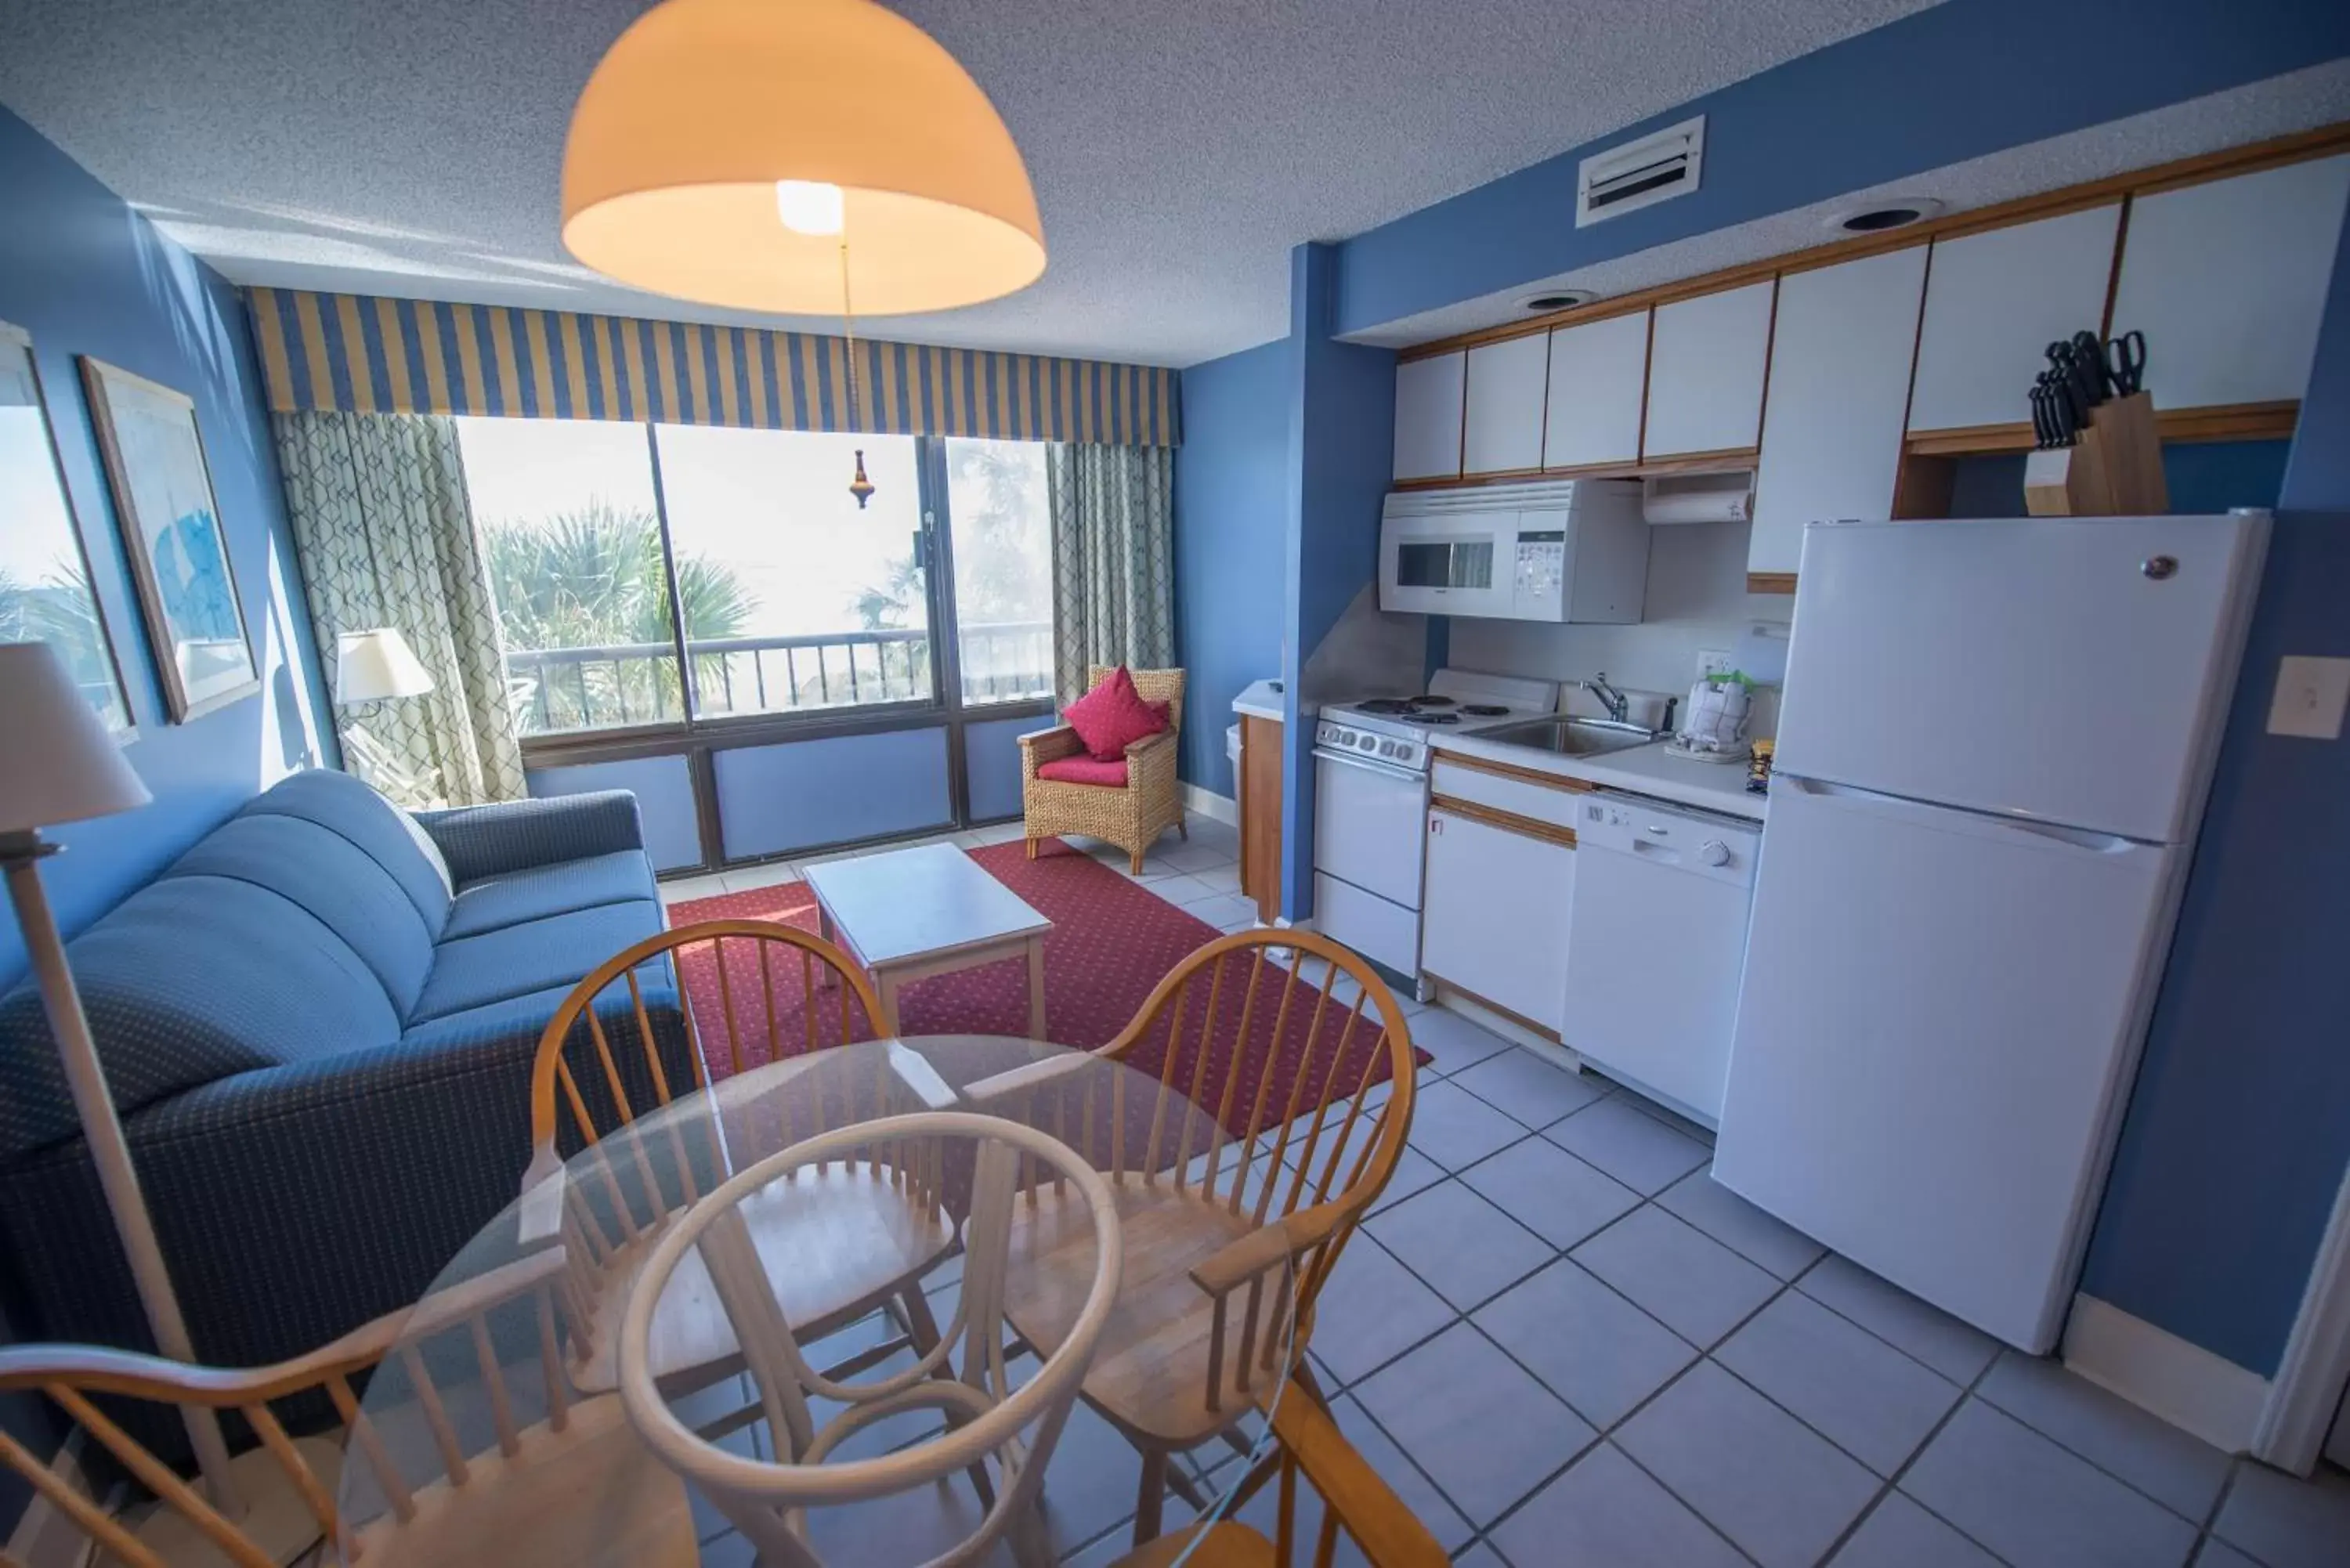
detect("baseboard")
[6,1429,96,1568]
[1181,785,1238,827]
[2062,1293,2270,1454]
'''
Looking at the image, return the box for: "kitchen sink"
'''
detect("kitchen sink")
[1478,716,1658,757]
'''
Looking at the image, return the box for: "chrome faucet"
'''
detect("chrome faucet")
[1582,672,1630,724]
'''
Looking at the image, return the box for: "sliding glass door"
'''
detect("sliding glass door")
[456,417,1057,872]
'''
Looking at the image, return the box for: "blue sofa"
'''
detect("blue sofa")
[0,769,691,1375]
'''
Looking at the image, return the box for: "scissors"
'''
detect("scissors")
[2104,330,2147,398]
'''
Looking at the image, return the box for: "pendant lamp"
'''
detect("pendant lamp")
[560,0,1046,318]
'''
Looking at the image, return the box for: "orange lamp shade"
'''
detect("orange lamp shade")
[560,0,1047,316]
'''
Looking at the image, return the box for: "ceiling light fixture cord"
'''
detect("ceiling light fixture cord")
[840,237,875,509]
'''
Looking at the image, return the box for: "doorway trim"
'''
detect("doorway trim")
[2253,1154,2350,1472]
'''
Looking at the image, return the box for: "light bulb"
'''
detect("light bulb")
[774,179,845,237]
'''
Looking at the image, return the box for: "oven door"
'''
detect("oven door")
[1312,747,1428,910]
[1380,518,1513,617]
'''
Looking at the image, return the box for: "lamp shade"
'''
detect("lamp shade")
[335,629,435,703]
[560,0,1046,316]
[0,642,150,833]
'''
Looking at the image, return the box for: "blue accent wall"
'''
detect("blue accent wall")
[2081,209,2350,1375]
[526,756,703,872]
[0,103,331,987]
[1173,338,1290,797]
[1281,244,1398,916]
[963,713,1036,822]
[1334,0,2350,338]
[712,727,953,860]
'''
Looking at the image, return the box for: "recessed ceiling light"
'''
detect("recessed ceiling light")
[1522,290,1596,313]
[1828,196,1944,233]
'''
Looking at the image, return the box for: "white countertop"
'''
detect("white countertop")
[1231,678,1292,723]
[1434,730,1769,821]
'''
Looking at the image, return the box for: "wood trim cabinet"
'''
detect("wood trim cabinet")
[1542,309,1650,470]
[1238,714,1283,925]
[1908,204,2123,435]
[1392,351,1466,481]
[1463,334,1550,475]
[2110,153,2350,412]
[1748,247,1929,579]
[1641,280,1774,459]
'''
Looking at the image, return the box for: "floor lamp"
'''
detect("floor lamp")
[334,628,439,806]
[0,643,324,1563]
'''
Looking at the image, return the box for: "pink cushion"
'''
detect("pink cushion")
[1037,755,1130,787]
[1063,666,1168,761]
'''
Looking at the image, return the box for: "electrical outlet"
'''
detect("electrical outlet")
[1697,649,1733,681]
[2266,656,2350,739]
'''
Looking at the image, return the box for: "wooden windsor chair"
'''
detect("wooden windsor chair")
[522,919,958,1402]
[974,928,1419,1547]
[620,1111,1123,1568]
[0,1248,696,1568]
[1108,1371,1448,1568]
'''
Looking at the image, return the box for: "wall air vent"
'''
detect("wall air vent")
[1576,116,1705,228]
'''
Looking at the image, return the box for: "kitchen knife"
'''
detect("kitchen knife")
[2070,331,2111,404]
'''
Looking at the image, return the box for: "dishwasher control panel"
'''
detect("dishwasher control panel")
[1580,797,1762,888]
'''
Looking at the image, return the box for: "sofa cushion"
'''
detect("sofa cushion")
[1036,755,1130,787]
[408,899,666,1024]
[237,770,454,935]
[442,851,661,941]
[0,877,402,1160]
[167,814,439,1016]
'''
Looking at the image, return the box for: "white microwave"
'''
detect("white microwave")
[1378,479,1648,623]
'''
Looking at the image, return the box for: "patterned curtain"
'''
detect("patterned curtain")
[273,410,526,807]
[1047,443,1176,700]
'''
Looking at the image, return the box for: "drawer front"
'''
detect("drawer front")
[1432,754,1589,831]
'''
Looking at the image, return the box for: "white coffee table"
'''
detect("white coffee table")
[801,843,1054,1039]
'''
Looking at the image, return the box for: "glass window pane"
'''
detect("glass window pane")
[944,439,1053,705]
[653,426,927,717]
[456,417,679,736]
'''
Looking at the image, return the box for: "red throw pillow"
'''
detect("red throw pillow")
[1063,666,1168,761]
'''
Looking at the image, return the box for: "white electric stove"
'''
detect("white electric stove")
[1311,670,1556,975]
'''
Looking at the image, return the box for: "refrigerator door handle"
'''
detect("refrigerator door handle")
[1782,775,2150,855]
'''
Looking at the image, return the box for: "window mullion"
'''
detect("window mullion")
[643,421,698,729]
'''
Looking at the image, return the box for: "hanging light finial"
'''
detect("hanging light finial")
[849,450,874,509]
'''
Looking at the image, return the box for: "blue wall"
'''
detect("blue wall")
[0,104,330,987]
[526,755,704,872]
[2081,210,2350,1375]
[1280,244,1398,916]
[1173,338,1290,797]
[712,727,953,860]
[1334,0,2350,338]
[1945,442,2292,518]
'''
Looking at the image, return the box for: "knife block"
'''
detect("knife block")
[2023,392,2169,516]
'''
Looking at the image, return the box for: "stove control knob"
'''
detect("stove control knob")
[1698,839,1731,868]
[1378,740,1396,757]
[1358,735,1376,752]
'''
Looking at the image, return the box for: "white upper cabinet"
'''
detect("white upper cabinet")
[1542,309,1650,470]
[1909,204,2123,434]
[2110,154,2350,411]
[1751,247,1930,578]
[1393,350,1466,481]
[1462,334,1551,474]
[1643,280,1774,458]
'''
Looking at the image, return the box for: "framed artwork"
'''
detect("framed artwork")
[0,323,135,735]
[79,356,260,722]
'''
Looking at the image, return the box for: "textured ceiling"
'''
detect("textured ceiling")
[1347,60,2350,349]
[0,0,1943,367]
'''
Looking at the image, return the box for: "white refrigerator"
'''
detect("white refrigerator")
[1713,513,2269,1353]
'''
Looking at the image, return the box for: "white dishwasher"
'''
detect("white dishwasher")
[1561,793,1762,1129]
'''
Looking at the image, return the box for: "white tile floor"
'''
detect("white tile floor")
[660,822,2350,1567]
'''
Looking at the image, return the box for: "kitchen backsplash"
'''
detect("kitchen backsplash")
[1447,519,1790,737]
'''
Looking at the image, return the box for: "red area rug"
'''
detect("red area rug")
[664,836,1424,1141]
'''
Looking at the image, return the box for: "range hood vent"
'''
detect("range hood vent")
[1578,116,1705,227]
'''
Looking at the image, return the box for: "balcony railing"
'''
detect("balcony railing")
[504,621,1053,735]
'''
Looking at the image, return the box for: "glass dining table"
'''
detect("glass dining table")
[331,1034,1300,1568]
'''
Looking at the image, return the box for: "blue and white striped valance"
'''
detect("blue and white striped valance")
[246,287,1180,446]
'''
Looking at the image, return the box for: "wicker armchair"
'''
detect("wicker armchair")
[1020,665,1188,874]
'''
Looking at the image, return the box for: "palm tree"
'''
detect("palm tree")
[480,500,756,730]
